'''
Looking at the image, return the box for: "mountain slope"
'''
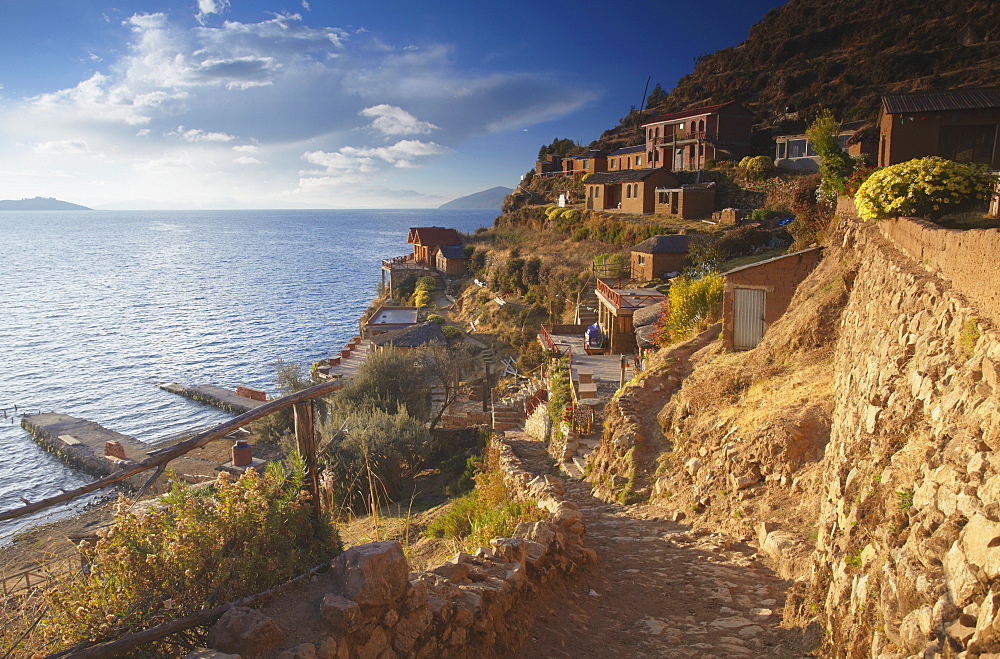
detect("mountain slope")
[594,0,999,150]
[0,197,91,211]
[439,186,513,210]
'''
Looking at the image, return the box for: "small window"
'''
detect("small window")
[595,186,600,198]
[582,159,590,169]
[638,255,646,265]
[679,122,685,130]
[636,155,642,166]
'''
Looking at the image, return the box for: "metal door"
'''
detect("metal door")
[733,288,766,349]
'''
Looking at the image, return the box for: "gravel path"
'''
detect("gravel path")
[505,430,816,658]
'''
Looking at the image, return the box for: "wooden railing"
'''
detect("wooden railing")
[1,555,82,596]
[0,379,345,524]
[381,254,422,269]
[596,280,622,307]
[652,130,709,145]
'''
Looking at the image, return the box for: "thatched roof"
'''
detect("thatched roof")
[370,321,448,348]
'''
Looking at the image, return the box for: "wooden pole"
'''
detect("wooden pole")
[0,380,343,523]
[293,400,319,515]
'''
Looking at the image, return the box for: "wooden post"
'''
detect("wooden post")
[293,400,320,516]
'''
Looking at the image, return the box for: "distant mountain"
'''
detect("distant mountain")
[439,186,513,210]
[0,197,91,211]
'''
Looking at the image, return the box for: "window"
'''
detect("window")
[638,255,646,265]
[636,155,642,166]
[582,159,590,169]
[678,122,685,130]
[939,124,997,164]
[777,141,787,159]
[595,186,600,198]
[787,138,809,158]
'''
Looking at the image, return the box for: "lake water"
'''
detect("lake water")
[0,209,495,542]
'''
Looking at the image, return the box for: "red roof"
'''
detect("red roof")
[407,227,460,246]
[642,101,749,127]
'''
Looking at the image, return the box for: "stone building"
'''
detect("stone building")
[584,168,679,214]
[642,101,753,171]
[630,234,692,281]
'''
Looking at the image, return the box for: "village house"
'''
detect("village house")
[654,182,716,219]
[584,168,679,214]
[607,145,646,171]
[535,153,564,175]
[774,120,877,171]
[381,226,461,293]
[561,149,608,175]
[362,306,420,337]
[435,244,467,277]
[594,279,667,354]
[878,86,1000,168]
[642,101,753,171]
[630,234,692,281]
[721,247,823,350]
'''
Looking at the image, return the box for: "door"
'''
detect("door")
[733,288,766,350]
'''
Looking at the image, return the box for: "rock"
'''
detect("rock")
[431,562,471,581]
[898,606,935,653]
[356,626,388,659]
[208,607,285,657]
[961,514,1000,579]
[315,636,339,659]
[672,511,686,523]
[738,625,764,638]
[686,458,702,478]
[185,651,240,659]
[332,541,410,607]
[709,616,754,629]
[319,594,361,635]
[944,541,980,606]
[392,604,433,654]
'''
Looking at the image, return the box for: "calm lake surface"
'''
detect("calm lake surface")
[0,209,495,542]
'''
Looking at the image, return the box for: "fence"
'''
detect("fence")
[1,555,82,597]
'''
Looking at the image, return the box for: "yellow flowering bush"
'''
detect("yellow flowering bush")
[654,272,724,346]
[854,156,996,220]
[38,463,340,654]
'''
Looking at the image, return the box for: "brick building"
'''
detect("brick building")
[584,168,679,214]
[562,149,608,175]
[878,86,1000,169]
[642,101,753,171]
[607,145,646,171]
[722,247,823,350]
[630,234,692,280]
[653,182,716,219]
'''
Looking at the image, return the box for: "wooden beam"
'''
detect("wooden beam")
[0,380,343,523]
[293,400,319,515]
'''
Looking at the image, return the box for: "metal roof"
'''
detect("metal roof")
[609,145,646,156]
[407,227,460,246]
[642,101,750,127]
[631,234,691,254]
[584,168,678,185]
[722,247,823,276]
[882,87,1000,114]
[370,321,448,348]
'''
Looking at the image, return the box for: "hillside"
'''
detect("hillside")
[594,0,1000,150]
[439,186,513,209]
[0,197,91,211]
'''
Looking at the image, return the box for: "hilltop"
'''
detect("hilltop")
[594,0,1000,150]
[0,197,91,211]
[439,186,513,209]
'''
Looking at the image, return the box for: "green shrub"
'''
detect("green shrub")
[807,110,854,197]
[41,466,340,654]
[547,357,570,439]
[744,155,775,180]
[855,157,996,220]
[426,314,445,324]
[442,325,462,341]
[654,272,725,345]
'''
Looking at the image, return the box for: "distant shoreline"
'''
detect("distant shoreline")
[0,197,91,211]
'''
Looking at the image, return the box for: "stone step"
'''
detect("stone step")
[576,437,600,451]
[572,456,588,473]
[561,460,584,479]
[577,383,598,398]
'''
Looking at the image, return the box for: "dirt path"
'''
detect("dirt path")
[505,430,816,658]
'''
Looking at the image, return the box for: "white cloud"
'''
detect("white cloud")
[170,125,236,142]
[34,140,90,155]
[303,139,447,173]
[301,1,311,9]
[360,104,438,136]
[232,144,258,153]
[234,156,261,165]
[197,0,230,23]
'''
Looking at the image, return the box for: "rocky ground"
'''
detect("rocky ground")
[504,430,819,658]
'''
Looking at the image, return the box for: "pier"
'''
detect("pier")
[21,413,242,491]
[159,383,269,414]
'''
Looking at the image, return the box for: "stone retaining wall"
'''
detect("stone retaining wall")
[199,434,593,659]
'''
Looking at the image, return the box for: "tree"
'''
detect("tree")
[646,82,668,108]
[806,110,854,198]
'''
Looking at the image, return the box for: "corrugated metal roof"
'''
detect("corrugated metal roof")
[584,168,678,185]
[631,234,691,254]
[882,87,1000,114]
[438,244,465,259]
[642,101,750,127]
[609,145,645,156]
[407,227,460,246]
[722,247,823,276]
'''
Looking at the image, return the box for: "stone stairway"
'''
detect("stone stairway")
[559,366,605,478]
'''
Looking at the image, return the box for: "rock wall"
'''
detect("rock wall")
[201,434,593,659]
[788,217,1000,658]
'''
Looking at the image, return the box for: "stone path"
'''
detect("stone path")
[505,430,816,658]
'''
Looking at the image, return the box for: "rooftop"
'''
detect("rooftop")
[584,168,678,185]
[370,321,448,348]
[631,234,692,254]
[642,101,750,127]
[408,227,460,246]
[882,86,1000,114]
[723,247,823,276]
[609,145,646,156]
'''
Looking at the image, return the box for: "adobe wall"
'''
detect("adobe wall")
[721,248,823,350]
[202,433,593,659]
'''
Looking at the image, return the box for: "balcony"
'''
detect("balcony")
[381,254,427,270]
[652,130,709,146]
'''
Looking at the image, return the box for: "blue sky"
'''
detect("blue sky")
[0,0,787,209]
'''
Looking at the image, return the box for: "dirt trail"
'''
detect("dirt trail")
[505,431,816,658]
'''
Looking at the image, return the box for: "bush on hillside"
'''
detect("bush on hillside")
[743,155,775,180]
[654,272,725,346]
[854,157,996,220]
[41,466,339,654]
[806,110,855,198]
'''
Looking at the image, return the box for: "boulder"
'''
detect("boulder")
[332,541,410,606]
[208,607,285,657]
[319,594,361,636]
